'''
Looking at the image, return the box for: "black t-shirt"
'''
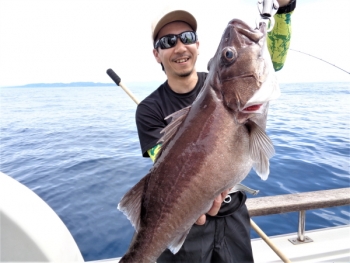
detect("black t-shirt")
[136,72,207,157]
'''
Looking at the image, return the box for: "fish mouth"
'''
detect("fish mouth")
[241,104,262,113]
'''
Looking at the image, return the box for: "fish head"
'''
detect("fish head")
[207,19,280,125]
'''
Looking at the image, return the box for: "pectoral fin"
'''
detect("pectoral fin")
[117,174,149,232]
[247,120,275,180]
[168,228,191,254]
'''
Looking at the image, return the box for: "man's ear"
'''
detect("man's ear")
[153,49,162,63]
[196,41,200,55]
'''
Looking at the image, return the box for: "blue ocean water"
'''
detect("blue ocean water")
[1,82,349,261]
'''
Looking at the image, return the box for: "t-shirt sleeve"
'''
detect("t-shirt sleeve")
[135,101,166,157]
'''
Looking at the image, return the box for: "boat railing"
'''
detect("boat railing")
[246,187,350,244]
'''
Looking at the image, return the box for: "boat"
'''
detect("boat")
[1,171,349,262]
[0,172,84,262]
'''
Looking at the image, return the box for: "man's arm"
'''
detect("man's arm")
[136,102,166,158]
[268,0,296,71]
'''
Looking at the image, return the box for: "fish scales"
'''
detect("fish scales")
[118,19,280,263]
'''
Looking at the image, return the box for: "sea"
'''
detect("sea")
[1,82,349,261]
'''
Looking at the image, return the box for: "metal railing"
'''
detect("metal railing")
[246,187,350,244]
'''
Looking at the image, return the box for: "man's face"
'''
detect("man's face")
[153,21,199,78]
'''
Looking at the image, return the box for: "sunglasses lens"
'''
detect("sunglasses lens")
[158,35,175,49]
[181,32,196,44]
[157,31,197,49]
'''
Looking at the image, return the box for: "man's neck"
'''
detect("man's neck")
[167,71,198,94]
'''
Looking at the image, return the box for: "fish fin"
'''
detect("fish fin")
[155,106,191,162]
[117,174,148,232]
[158,106,191,144]
[247,120,275,180]
[168,228,191,254]
[252,158,269,180]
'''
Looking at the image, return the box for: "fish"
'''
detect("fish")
[118,18,280,263]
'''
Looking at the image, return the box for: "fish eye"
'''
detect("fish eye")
[226,50,234,59]
[221,47,237,64]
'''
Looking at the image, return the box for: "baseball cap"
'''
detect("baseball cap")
[151,9,197,42]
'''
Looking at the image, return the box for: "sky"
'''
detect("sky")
[0,0,349,87]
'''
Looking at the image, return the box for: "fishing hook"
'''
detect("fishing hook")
[256,0,279,32]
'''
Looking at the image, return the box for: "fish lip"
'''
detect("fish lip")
[241,104,263,113]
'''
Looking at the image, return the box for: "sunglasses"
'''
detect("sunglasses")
[154,31,197,49]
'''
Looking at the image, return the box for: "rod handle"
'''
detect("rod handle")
[106,68,140,105]
[106,68,121,86]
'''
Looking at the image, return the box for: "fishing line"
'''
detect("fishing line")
[290,48,350,75]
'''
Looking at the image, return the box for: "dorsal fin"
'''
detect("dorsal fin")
[246,120,275,180]
[155,106,191,162]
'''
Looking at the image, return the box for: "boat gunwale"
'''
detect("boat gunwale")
[246,187,350,217]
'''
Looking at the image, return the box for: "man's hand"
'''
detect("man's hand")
[195,189,230,225]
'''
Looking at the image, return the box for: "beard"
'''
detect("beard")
[178,68,193,78]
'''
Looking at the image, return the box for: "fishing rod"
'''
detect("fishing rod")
[290,48,350,74]
[106,68,291,263]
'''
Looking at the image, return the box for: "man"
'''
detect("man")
[136,1,296,262]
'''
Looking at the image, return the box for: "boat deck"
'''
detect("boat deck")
[251,224,350,262]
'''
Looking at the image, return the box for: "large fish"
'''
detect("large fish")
[118,18,280,263]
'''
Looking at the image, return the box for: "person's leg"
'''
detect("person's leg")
[157,219,215,263]
[211,203,254,263]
